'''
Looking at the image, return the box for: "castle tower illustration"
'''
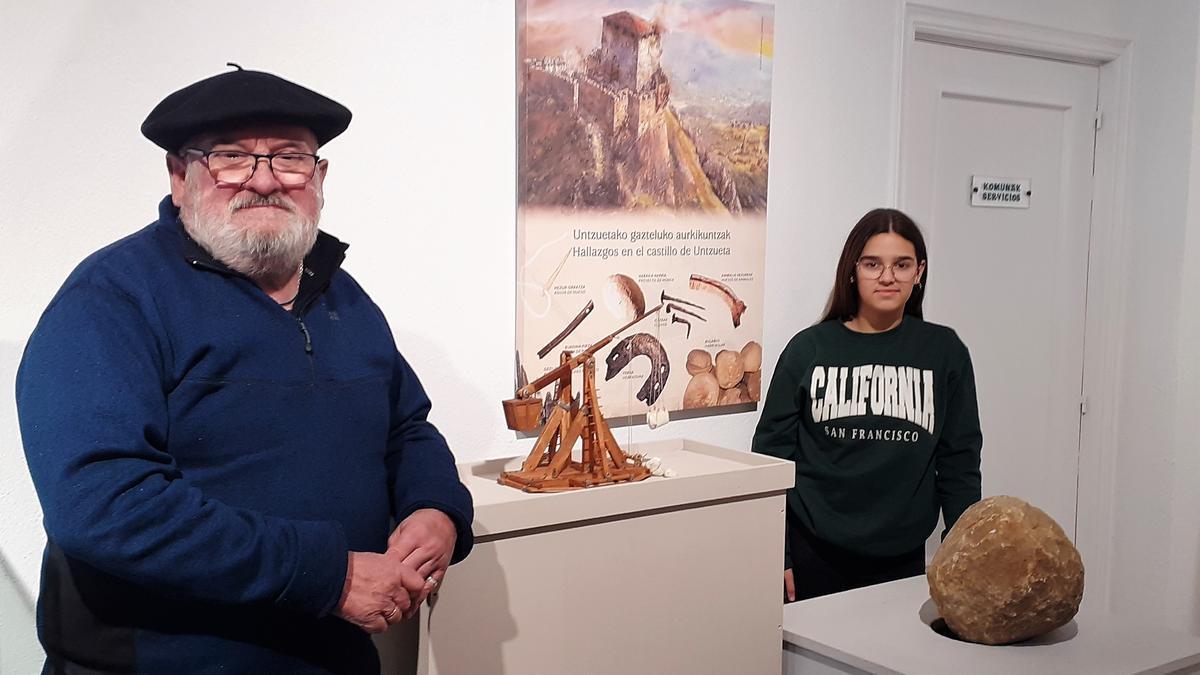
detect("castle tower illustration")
[522,9,735,212]
[598,11,663,93]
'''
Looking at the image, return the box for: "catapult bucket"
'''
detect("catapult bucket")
[502,398,541,431]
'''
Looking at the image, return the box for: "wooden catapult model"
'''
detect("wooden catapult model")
[500,305,662,493]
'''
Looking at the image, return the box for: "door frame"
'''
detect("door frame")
[895,3,1132,613]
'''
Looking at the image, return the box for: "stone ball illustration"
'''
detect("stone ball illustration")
[740,341,762,373]
[714,349,745,389]
[927,495,1084,645]
[682,371,720,409]
[686,349,713,376]
[718,386,747,406]
[743,371,761,401]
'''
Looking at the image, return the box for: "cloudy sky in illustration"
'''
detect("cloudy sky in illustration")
[522,0,774,119]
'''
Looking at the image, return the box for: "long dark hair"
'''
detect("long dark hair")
[821,208,928,323]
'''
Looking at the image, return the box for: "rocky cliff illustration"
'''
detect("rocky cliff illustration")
[520,10,771,214]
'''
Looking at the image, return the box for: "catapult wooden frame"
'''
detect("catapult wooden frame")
[500,306,661,493]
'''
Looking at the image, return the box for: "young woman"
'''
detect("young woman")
[752,208,982,602]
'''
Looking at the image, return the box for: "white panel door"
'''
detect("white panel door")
[901,40,1099,545]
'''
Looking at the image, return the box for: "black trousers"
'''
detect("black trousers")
[786,517,925,602]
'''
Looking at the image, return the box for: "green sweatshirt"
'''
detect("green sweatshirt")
[752,317,982,565]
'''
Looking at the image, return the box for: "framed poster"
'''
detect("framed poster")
[516,1,775,423]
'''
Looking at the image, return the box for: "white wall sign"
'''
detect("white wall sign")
[971,175,1031,208]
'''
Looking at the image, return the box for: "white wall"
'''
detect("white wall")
[0,558,40,673]
[1105,0,1200,634]
[2,0,1199,651]
[1178,36,1200,636]
[1170,2,1200,637]
[1175,34,1200,634]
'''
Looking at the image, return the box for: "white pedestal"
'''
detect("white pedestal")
[783,576,1200,675]
[415,438,794,675]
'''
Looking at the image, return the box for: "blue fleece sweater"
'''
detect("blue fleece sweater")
[17,197,474,674]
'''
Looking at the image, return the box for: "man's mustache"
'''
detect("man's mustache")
[230,195,295,213]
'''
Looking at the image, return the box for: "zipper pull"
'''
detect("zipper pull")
[297,318,313,354]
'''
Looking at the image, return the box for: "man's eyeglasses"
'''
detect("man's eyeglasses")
[182,148,320,188]
[856,256,921,282]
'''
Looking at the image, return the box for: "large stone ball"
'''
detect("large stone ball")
[927,496,1084,645]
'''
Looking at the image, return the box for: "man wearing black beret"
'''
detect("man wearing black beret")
[16,65,474,674]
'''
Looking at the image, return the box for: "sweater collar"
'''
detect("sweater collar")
[156,195,349,314]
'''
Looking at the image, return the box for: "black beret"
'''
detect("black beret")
[141,64,352,152]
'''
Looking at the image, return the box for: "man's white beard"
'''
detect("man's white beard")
[181,173,319,281]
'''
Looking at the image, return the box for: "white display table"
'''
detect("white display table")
[413,438,794,675]
[783,575,1200,674]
